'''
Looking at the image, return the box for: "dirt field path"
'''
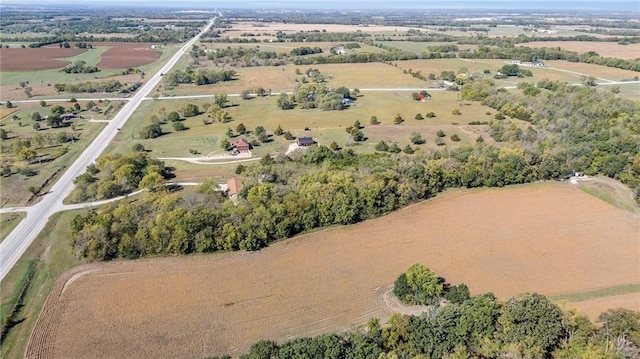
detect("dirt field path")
[28,182,640,358]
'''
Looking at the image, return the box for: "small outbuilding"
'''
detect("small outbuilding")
[296,137,316,147]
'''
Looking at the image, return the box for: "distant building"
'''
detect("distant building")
[331,46,346,55]
[227,177,243,197]
[231,137,251,153]
[296,137,316,147]
[60,113,76,121]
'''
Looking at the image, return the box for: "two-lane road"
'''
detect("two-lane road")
[0,18,216,281]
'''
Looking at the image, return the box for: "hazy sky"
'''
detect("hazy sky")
[2,0,638,11]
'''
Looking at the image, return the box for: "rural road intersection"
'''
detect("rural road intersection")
[0,19,215,281]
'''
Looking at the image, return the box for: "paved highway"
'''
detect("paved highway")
[0,19,215,281]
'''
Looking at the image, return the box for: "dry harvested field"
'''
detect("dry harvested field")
[91,42,161,69]
[28,182,639,358]
[0,48,86,71]
[522,41,640,60]
[224,21,421,37]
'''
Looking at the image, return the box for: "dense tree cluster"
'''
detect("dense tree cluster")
[290,46,323,56]
[68,152,172,204]
[460,79,640,202]
[393,264,444,305]
[53,80,123,93]
[61,60,98,74]
[459,45,640,72]
[164,68,236,87]
[205,297,640,359]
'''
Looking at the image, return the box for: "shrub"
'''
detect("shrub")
[452,108,461,115]
[375,141,389,152]
[425,112,436,118]
[450,134,461,142]
[437,130,446,137]
[393,264,443,305]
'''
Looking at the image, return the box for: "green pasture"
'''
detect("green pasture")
[0,101,108,206]
[0,212,26,243]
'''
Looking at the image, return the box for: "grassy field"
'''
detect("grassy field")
[117,91,498,156]
[163,62,428,96]
[376,41,478,53]
[0,211,83,359]
[0,102,108,207]
[0,212,26,243]
[26,181,640,358]
[522,41,640,59]
[576,176,640,215]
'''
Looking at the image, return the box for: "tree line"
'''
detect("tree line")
[207,298,639,359]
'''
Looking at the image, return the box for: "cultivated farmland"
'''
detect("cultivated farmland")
[93,42,161,69]
[27,182,640,359]
[522,41,640,60]
[0,48,86,71]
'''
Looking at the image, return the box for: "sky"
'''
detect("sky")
[1,0,639,11]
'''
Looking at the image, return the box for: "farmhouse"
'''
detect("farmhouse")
[231,137,251,153]
[226,177,244,197]
[297,136,316,147]
[331,46,346,55]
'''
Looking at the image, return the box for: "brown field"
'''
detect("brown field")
[225,21,422,38]
[28,182,639,358]
[0,48,86,71]
[523,41,640,60]
[92,42,161,69]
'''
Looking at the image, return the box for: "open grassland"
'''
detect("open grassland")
[376,41,478,53]
[0,43,179,99]
[163,62,427,96]
[0,212,26,243]
[0,104,107,206]
[542,60,640,81]
[0,211,83,359]
[27,182,639,358]
[522,41,640,60]
[200,41,386,55]
[224,21,423,36]
[115,91,498,162]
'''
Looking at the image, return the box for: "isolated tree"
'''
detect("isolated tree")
[226,127,234,138]
[452,108,461,115]
[370,116,379,125]
[610,85,620,94]
[32,122,41,131]
[583,75,597,87]
[5,101,13,109]
[415,113,424,120]
[437,129,446,137]
[375,140,389,152]
[132,143,145,152]
[220,138,231,150]
[410,132,425,145]
[172,122,187,131]
[236,123,246,134]
[31,112,42,122]
[73,103,81,112]
[403,145,415,154]
[240,89,251,100]
[329,141,339,151]
[215,93,228,108]
[425,112,436,118]
[450,134,461,142]
[39,100,47,107]
[274,125,284,136]
[393,114,404,125]
[168,111,180,122]
[179,103,199,118]
[394,263,443,305]
[0,128,8,140]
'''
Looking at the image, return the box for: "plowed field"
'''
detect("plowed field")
[93,42,161,69]
[0,48,86,71]
[27,182,640,358]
